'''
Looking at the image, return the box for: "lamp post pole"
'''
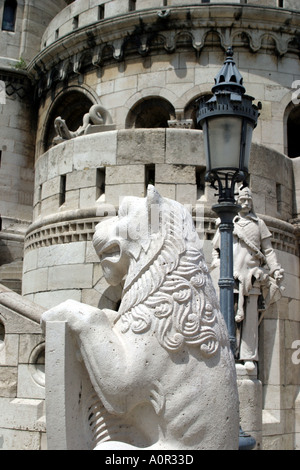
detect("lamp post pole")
[213,200,239,355]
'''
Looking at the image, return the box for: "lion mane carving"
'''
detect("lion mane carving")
[42,186,239,450]
[103,187,221,356]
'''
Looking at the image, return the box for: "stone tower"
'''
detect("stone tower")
[0,0,300,450]
[0,0,67,293]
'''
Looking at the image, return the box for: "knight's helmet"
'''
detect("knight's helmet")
[237,186,255,214]
[238,186,252,198]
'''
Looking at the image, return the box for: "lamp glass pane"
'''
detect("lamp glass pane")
[202,121,210,168]
[207,116,242,171]
[243,121,254,171]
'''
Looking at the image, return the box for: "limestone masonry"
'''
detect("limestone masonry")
[0,0,300,450]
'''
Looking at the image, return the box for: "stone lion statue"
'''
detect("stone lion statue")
[41,186,239,450]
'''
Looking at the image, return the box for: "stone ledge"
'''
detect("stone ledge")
[24,211,298,258]
[0,398,45,431]
[25,217,99,252]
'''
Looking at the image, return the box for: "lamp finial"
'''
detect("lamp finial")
[226,46,234,58]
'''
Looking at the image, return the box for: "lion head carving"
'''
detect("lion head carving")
[93,186,225,357]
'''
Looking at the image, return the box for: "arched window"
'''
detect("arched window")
[0,321,5,350]
[2,0,17,32]
[126,97,175,129]
[184,94,213,129]
[287,105,300,158]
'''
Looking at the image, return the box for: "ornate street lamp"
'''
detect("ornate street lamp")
[197,48,260,451]
[197,47,260,202]
[197,47,260,352]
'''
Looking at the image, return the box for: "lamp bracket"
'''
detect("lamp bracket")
[205,169,247,203]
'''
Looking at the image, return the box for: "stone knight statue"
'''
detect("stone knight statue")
[211,187,284,372]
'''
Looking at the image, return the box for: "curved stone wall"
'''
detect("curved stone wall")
[23,129,296,308]
[32,131,294,221]
[30,4,300,158]
[40,1,300,50]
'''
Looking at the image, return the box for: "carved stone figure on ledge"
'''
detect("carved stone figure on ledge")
[41,186,239,450]
[53,104,115,144]
[211,187,284,373]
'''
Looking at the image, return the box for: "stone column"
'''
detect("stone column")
[237,364,263,450]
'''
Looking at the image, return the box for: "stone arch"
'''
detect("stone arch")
[175,30,194,50]
[42,86,97,153]
[284,102,300,158]
[1,0,17,32]
[0,319,5,350]
[183,92,213,129]
[269,88,297,157]
[125,96,175,129]
[278,86,300,157]
[201,30,222,51]
[171,86,212,128]
[232,30,251,50]
[260,32,280,54]
[175,85,212,109]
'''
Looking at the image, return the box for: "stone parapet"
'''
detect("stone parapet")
[39,2,300,53]
[32,130,294,222]
[33,129,206,220]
